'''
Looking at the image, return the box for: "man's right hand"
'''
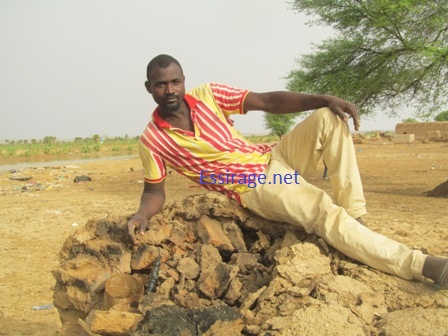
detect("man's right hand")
[127,213,148,245]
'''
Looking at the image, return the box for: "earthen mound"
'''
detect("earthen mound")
[52,193,448,336]
[427,179,448,198]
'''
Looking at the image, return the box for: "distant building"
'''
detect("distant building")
[395,122,448,141]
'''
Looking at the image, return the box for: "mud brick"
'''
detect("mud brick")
[251,230,271,253]
[393,134,415,143]
[157,277,176,298]
[131,245,160,271]
[195,215,235,253]
[170,245,188,262]
[222,219,247,252]
[58,309,87,336]
[197,244,222,271]
[177,257,200,280]
[138,219,172,245]
[165,267,180,282]
[198,263,238,299]
[168,222,189,246]
[173,290,205,309]
[230,252,259,274]
[53,283,74,309]
[65,286,94,313]
[242,216,292,239]
[52,256,111,293]
[203,318,244,336]
[240,286,266,310]
[86,309,142,335]
[115,252,132,274]
[223,277,242,305]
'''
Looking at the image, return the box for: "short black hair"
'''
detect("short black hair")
[146,54,183,80]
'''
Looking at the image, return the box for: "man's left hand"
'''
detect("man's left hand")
[327,97,360,131]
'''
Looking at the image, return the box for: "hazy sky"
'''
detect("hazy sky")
[1,0,407,142]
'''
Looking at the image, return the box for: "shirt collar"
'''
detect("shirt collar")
[152,94,199,128]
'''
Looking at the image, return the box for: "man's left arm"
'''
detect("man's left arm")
[244,91,360,131]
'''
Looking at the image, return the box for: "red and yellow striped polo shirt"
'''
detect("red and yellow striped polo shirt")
[138,82,274,203]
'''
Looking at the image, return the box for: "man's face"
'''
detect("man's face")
[146,63,185,113]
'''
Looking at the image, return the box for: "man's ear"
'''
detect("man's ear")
[144,81,152,94]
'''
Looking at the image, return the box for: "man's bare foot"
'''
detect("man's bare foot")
[422,256,448,286]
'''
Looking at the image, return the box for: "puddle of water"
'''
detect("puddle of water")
[0,154,138,172]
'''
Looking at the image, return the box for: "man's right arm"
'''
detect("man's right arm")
[127,180,165,245]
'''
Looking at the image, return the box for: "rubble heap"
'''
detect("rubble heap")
[53,193,448,336]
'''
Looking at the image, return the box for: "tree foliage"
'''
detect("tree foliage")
[435,110,448,121]
[287,0,448,118]
[264,113,298,137]
[402,117,418,123]
[42,136,57,144]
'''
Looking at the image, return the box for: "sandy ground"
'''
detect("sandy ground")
[0,141,447,335]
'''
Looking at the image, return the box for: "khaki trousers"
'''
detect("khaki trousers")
[241,108,425,281]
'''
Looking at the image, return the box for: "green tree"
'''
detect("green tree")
[42,136,57,144]
[434,110,448,121]
[264,113,298,137]
[287,0,448,118]
[92,134,101,143]
[402,118,419,123]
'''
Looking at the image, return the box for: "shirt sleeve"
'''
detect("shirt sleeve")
[138,140,166,183]
[209,83,249,117]
[188,83,249,120]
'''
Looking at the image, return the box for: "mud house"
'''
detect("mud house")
[395,121,448,142]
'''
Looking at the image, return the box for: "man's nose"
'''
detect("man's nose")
[165,83,174,94]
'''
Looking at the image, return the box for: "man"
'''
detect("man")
[127,54,448,287]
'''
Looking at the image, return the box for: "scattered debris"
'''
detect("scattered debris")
[32,304,53,311]
[146,247,162,293]
[74,175,92,183]
[9,176,33,181]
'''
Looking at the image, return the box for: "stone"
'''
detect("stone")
[176,257,200,280]
[131,245,166,271]
[52,256,111,293]
[230,252,259,274]
[223,278,243,305]
[197,244,222,271]
[195,215,235,254]
[222,219,248,252]
[275,243,332,286]
[86,310,142,335]
[197,263,237,299]
[240,286,266,310]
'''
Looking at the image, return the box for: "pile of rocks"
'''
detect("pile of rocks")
[52,193,448,336]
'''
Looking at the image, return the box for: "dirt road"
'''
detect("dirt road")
[0,141,447,335]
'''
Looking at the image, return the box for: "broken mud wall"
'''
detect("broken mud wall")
[396,121,448,141]
[52,193,448,336]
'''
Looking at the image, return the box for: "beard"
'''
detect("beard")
[160,96,181,113]
[160,102,180,114]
